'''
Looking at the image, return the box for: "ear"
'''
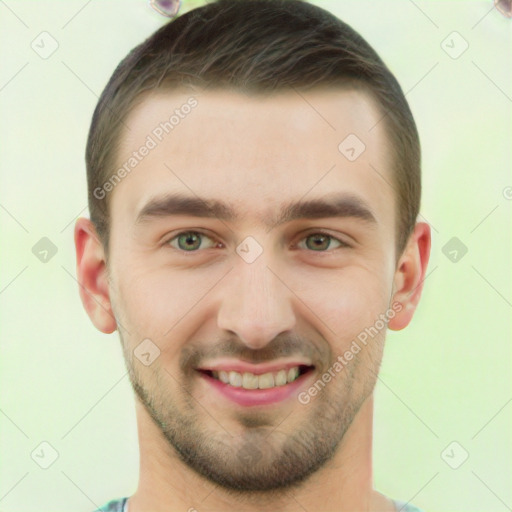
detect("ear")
[388,222,431,331]
[74,217,117,334]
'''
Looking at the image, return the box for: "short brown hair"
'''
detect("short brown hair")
[86,0,420,258]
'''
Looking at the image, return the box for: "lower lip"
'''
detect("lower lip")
[197,369,315,407]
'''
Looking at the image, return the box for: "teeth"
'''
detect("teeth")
[258,372,275,389]
[242,372,259,389]
[229,371,243,387]
[275,369,287,386]
[287,367,299,382]
[211,366,305,389]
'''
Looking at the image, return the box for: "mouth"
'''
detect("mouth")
[196,363,315,407]
[198,365,313,390]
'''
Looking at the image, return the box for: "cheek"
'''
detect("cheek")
[114,263,216,338]
[297,265,392,343]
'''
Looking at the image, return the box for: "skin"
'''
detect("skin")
[75,88,430,512]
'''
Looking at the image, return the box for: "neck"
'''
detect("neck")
[127,393,391,512]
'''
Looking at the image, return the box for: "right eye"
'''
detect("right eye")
[165,230,220,252]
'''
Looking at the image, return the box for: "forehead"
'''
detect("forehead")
[111,87,394,231]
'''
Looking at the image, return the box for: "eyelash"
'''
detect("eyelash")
[164,230,351,254]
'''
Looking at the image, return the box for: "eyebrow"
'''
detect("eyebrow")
[135,192,377,228]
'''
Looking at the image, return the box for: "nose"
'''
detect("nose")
[216,249,296,350]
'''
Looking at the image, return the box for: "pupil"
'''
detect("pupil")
[308,234,329,251]
[180,233,199,250]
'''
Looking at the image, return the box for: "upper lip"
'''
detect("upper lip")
[197,358,314,375]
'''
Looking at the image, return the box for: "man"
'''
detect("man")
[74,0,431,510]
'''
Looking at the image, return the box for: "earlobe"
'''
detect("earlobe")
[74,217,117,334]
[388,222,431,331]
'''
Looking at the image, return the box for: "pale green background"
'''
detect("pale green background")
[0,1,510,511]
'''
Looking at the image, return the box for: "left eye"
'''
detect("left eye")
[296,232,347,251]
[166,231,348,253]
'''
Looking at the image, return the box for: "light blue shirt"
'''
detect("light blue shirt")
[95,496,426,511]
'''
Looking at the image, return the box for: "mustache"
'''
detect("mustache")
[180,333,326,372]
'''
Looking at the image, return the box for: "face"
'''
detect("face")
[99,88,404,491]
